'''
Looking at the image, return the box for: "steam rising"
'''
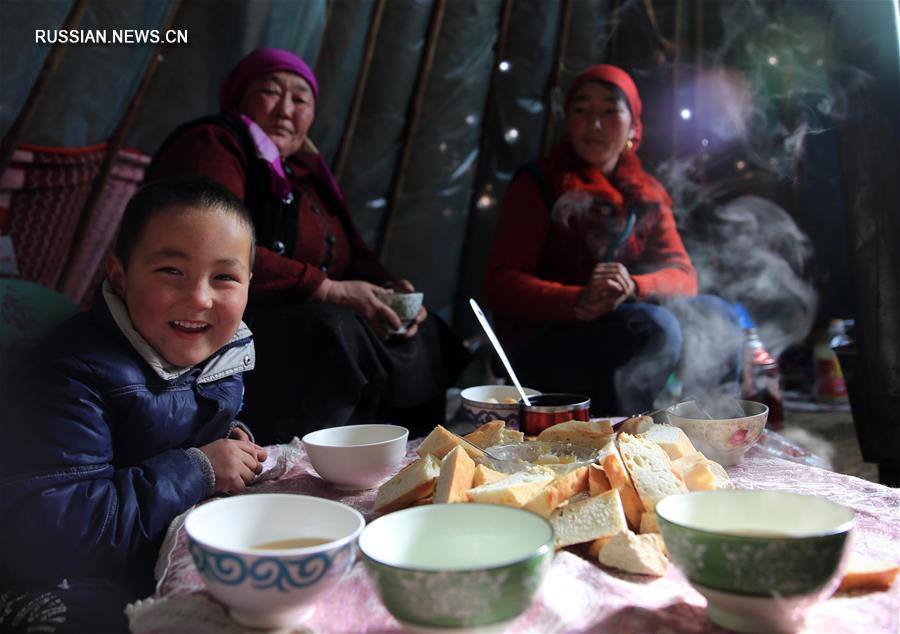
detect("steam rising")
[543,0,863,412]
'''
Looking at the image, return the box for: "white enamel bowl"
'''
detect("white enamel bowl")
[302,424,408,490]
[184,494,365,629]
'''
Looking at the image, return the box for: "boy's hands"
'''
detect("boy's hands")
[229,426,252,442]
[200,438,268,494]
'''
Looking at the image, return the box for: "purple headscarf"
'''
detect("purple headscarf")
[218,48,344,203]
[219,47,319,113]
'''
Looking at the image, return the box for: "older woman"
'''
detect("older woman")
[147,48,468,441]
[485,64,741,415]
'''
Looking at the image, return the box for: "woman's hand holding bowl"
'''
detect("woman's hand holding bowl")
[381,279,427,338]
[314,278,402,337]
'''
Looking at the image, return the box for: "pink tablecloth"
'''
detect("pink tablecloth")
[127,442,900,633]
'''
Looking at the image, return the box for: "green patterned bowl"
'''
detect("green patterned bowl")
[657,490,854,633]
[359,503,554,628]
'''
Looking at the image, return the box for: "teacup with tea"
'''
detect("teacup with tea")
[383,291,423,335]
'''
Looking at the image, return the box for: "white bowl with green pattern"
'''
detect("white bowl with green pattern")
[359,503,554,628]
[657,490,854,633]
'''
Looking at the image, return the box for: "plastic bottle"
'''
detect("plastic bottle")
[813,319,849,403]
[735,304,783,429]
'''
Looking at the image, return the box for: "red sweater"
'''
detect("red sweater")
[146,122,391,300]
[485,141,697,348]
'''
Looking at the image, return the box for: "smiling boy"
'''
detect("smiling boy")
[0,177,267,633]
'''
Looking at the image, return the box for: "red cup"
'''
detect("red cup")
[520,393,591,436]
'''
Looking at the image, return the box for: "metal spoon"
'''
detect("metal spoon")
[469,299,532,407]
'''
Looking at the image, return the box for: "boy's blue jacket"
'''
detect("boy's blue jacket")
[0,286,254,592]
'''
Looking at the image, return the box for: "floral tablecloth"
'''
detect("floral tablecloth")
[127,440,900,633]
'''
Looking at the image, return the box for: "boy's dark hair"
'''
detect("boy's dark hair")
[114,175,256,269]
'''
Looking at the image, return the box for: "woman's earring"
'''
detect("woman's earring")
[625,139,635,151]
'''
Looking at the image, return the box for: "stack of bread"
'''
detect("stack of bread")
[373,417,735,578]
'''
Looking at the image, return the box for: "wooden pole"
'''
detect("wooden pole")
[57,0,184,291]
[672,0,683,157]
[694,0,706,188]
[333,0,387,181]
[608,0,622,64]
[312,0,336,69]
[540,0,573,158]
[375,0,448,260]
[0,0,89,177]
[451,0,514,327]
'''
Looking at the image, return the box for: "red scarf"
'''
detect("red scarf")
[546,139,671,208]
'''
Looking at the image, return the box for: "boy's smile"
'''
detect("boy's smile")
[107,206,253,368]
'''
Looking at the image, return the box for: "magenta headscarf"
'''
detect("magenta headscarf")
[218,47,344,202]
[219,47,319,113]
[565,64,643,150]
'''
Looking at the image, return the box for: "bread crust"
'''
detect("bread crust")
[538,419,614,449]
[837,556,900,592]
[433,446,477,503]
[463,421,505,448]
[600,448,645,531]
[374,455,441,514]
[416,425,483,460]
[523,466,589,517]
[617,433,688,512]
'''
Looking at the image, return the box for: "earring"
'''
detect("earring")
[625,139,635,151]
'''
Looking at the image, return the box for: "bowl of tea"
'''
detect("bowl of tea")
[656,490,854,633]
[184,493,365,629]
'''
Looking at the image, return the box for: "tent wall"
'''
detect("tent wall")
[1,0,894,349]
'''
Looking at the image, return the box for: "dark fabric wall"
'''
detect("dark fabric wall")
[1,0,893,353]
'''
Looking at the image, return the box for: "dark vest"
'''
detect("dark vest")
[148,113,301,257]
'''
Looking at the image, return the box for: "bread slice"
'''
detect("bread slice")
[597,439,644,530]
[597,531,669,576]
[617,433,688,512]
[706,459,734,489]
[836,555,900,592]
[433,446,477,504]
[588,463,611,495]
[466,468,555,507]
[639,511,659,534]
[618,415,655,436]
[671,452,734,491]
[538,419,614,449]
[463,420,526,449]
[638,424,696,461]
[550,489,628,548]
[374,455,441,514]
[587,535,615,559]
[471,463,508,487]
[416,425,483,460]
[499,427,525,444]
[523,466,589,518]
[463,421,505,448]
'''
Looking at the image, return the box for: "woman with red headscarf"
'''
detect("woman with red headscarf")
[146,48,469,441]
[485,64,741,415]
